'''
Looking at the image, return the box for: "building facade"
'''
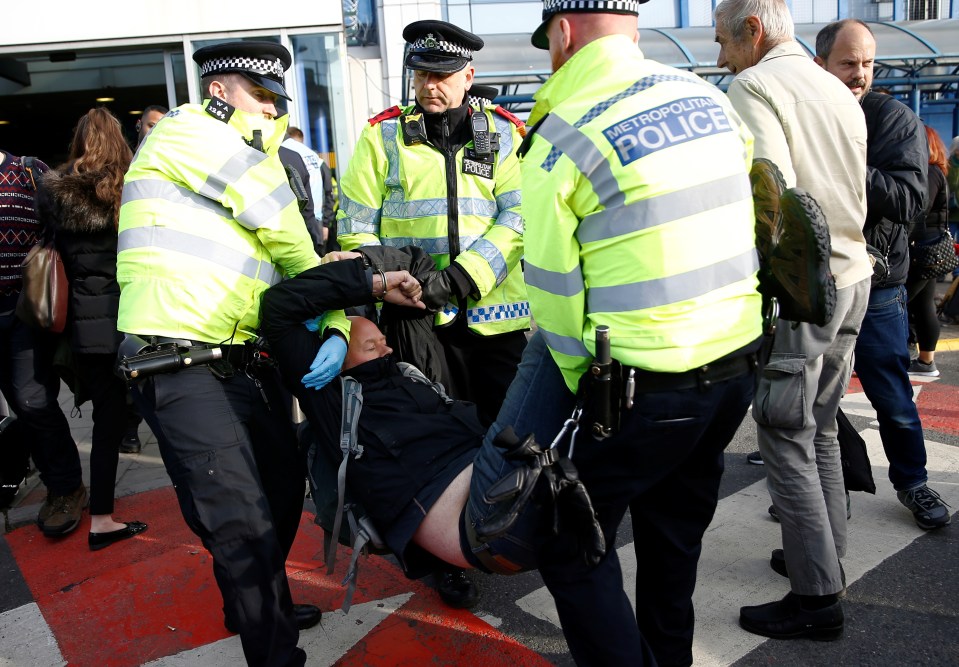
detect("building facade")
[3,1,957,171]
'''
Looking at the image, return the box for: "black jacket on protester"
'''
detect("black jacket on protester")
[861,91,929,287]
[259,258,483,570]
[352,245,450,385]
[35,169,122,355]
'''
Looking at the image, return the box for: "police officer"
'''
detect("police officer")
[336,20,530,610]
[117,41,343,667]
[336,20,530,431]
[486,2,764,664]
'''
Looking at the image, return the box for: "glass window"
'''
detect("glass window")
[290,33,348,174]
[343,0,378,46]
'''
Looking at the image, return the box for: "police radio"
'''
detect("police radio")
[471,112,492,156]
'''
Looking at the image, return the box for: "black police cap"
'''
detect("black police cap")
[531,0,650,50]
[403,20,484,74]
[193,41,293,100]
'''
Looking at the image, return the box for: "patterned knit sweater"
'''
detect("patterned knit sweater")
[0,152,48,309]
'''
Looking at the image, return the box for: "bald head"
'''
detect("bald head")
[343,316,392,370]
[546,12,639,72]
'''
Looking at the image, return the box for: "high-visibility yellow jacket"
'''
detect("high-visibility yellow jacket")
[117,101,346,344]
[337,103,529,335]
[521,35,763,391]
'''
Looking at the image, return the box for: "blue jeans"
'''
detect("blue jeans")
[854,284,928,491]
[473,332,754,666]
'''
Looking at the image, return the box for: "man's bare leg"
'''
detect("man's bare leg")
[412,465,473,568]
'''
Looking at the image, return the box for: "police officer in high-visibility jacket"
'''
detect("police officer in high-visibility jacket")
[481,2,764,665]
[337,20,530,432]
[117,42,342,667]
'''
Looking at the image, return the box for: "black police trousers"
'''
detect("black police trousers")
[131,363,306,667]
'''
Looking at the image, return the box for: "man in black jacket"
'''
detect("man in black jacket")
[259,259,599,583]
[817,19,950,530]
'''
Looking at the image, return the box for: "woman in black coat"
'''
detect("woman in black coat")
[36,108,147,550]
[906,125,952,377]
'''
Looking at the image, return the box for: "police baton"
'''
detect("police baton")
[589,325,614,439]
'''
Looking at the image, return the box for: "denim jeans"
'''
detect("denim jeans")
[0,310,80,495]
[854,284,929,491]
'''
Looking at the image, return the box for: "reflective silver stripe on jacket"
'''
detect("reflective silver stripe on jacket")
[492,113,514,165]
[524,262,584,298]
[588,248,758,313]
[197,146,269,201]
[541,329,590,359]
[470,238,508,284]
[381,234,483,255]
[577,173,752,245]
[118,226,282,285]
[234,182,297,231]
[339,194,381,235]
[538,113,626,211]
[122,179,232,220]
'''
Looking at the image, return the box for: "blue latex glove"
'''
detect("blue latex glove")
[303,316,323,332]
[301,335,347,390]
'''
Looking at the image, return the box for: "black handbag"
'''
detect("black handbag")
[910,230,959,280]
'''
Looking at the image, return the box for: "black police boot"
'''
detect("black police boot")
[435,566,480,609]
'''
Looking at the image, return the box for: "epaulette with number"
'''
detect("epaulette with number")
[368,106,403,126]
[493,105,526,137]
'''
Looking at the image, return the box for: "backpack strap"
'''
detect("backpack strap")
[326,376,364,575]
[21,156,38,191]
[396,361,453,404]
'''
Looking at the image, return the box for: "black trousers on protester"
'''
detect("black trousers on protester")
[131,361,306,667]
[0,311,80,496]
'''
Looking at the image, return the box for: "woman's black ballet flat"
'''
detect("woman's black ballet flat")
[88,521,148,551]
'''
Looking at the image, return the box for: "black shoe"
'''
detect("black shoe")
[224,603,322,634]
[89,521,148,551]
[740,592,843,641]
[294,603,322,630]
[746,451,764,465]
[769,549,846,598]
[436,568,479,609]
[119,432,142,454]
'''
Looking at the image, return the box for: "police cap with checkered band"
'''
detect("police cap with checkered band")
[193,41,293,100]
[403,20,484,74]
[531,0,650,50]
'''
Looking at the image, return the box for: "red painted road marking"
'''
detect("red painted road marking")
[5,486,550,666]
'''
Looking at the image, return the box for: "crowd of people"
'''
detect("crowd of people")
[0,0,956,665]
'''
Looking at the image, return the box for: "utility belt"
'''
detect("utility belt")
[116,334,275,382]
[579,325,758,440]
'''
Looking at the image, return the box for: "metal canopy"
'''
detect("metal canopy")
[472,19,959,117]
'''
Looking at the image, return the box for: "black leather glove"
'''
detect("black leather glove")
[421,264,476,313]
[421,269,454,313]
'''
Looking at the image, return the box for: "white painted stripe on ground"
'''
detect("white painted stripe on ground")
[0,602,65,666]
[516,394,959,666]
[145,593,412,667]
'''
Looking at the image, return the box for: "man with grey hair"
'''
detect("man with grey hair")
[715,0,873,640]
